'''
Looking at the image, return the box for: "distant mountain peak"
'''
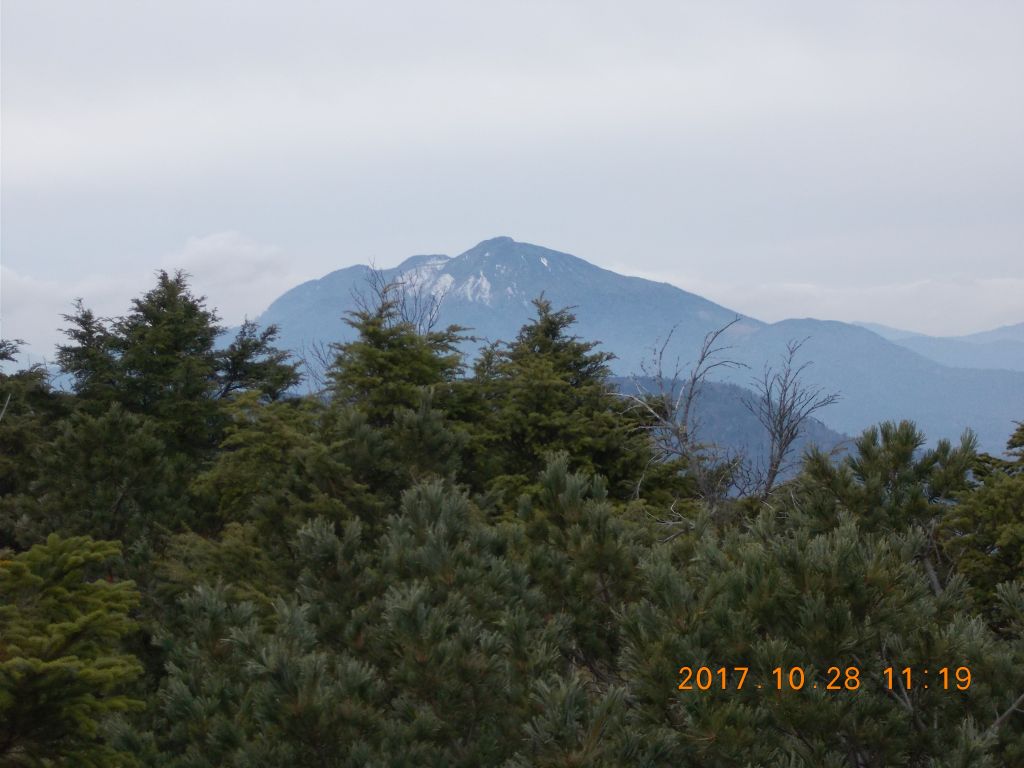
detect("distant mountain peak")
[395,253,450,271]
[473,235,515,247]
[254,236,1023,454]
[451,237,599,284]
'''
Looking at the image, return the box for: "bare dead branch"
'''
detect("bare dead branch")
[622,317,749,512]
[350,261,449,336]
[743,338,839,499]
[989,689,1024,734]
[295,339,337,397]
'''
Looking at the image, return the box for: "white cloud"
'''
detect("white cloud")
[1,266,150,360]
[1,232,308,366]
[2,2,1022,346]
[167,231,309,325]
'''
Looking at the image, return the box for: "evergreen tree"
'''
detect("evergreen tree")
[8,279,1024,766]
[1008,422,1024,466]
[505,673,629,768]
[0,341,70,547]
[0,535,142,766]
[190,393,381,541]
[468,298,650,501]
[618,505,1022,765]
[215,319,300,402]
[363,480,563,764]
[799,420,976,534]
[10,404,181,546]
[139,483,565,766]
[58,270,298,456]
[515,454,646,679]
[328,296,464,427]
[942,422,1024,621]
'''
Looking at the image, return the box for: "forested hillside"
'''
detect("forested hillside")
[2,271,1023,766]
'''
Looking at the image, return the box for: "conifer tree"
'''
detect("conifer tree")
[11,275,1024,767]
[129,582,387,768]
[515,454,646,678]
[505,673,629,768]
[1008,421,1024,466]
[366,480,564,765]
[11,404,181,545]
[0,341,69,547]
[140,483,565,766]
[58,270,298,456]
[468,298,650,501]
[942,422,1024,620]
[618,507,1022,765]
[0,535,141,766]
[799,420,976,533]
[328,295,464,427]
[190,393,382,541]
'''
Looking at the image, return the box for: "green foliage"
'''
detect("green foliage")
[506,674,628,768]
[132,583,386,768]
[467,298,650,501]
[617,509,1022,765]
[0,343,70,546]
[10,404,182,546]
[5,282,1024,765]
[942,462,1024,620]
[328,297,464,426]
[58,270,298,456]
[1008,421,1024,464]
[138,484,565,766]
[190,393,383,541]
[799,420,977,533]
[515,454,646,676]
[0,340,22,365]
[216,319,300,402]
[0,535,141,766]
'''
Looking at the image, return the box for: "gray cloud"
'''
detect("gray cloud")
[1,231,312,364]
[2,0,1021,353]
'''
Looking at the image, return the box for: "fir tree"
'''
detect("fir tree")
[0,341,70,547]
[468,298,650,501]
[942,422,1024,620]
[328,295,464,427]
[190,393,381,541]
[11,404,182,545]
[0,535,142,766]
[58,271,298,456]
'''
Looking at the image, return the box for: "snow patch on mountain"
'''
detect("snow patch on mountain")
[432,273,454,298]
[459,272,492,304]
[398,257,449,293]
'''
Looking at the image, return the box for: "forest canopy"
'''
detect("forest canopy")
[1,271,1022,767]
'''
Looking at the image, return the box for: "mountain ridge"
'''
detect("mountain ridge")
[257,237,1023,453]
[854,321,1024,372]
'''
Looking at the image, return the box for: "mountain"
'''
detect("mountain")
[614,377,850,473]
[889,336,1024,372]
[264,236,763,374]
[959,322,1024,344]
[257,237,1024,454]
[721,319,1023,454]
[853,322,927,342]
[854,322,1024,372]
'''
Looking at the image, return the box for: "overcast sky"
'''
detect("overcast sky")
[3,0,1022,361]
